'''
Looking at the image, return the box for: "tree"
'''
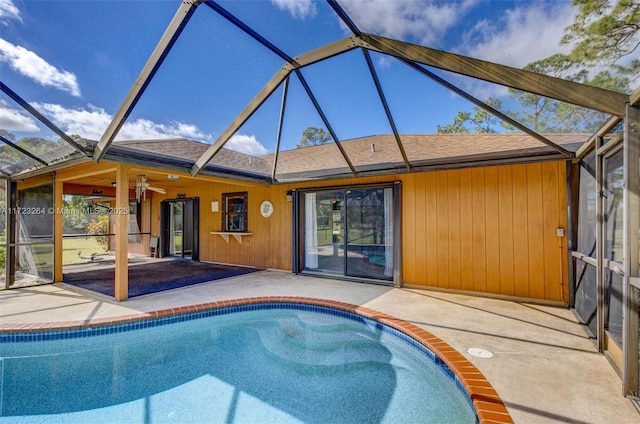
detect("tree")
[562,0,640,65]
[509,0,640,132]
[437,97,507,134]
[0,131,62,166]
[437,111,470,134]
[63,195,92,234]
[86,215,110,252]
[296,127,332,148]
[439,1,639,134]
[507,54,639,133]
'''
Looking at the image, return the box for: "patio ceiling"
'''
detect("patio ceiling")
[0,0,634,184]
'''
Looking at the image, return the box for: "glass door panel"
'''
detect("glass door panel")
[301,186,394,282]
[303,190,344,274]
[345,188,393,280]
[170,202,183,256]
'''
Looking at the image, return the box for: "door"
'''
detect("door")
[7,181,55,288]
[170,201,183,257]
[345,188,393,279]
[160,198,199,260]
[299,185,396,283]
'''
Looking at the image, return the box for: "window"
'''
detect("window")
[222,192,248,232]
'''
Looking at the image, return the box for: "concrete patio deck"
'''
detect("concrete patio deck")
[1,270,638,423]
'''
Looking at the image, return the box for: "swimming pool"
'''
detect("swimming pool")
[0,298,509,423]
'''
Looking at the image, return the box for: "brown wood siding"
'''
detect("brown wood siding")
[140,161,567,303]
[402,162,568,302]
[150,183,293,270]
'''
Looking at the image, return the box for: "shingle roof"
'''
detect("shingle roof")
[110,132,588,182]
[113,138,271,176]
[266,133,587,179]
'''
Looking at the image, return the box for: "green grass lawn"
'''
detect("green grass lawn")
[63,237,108,265]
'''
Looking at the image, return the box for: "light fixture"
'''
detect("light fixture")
[167,174,179,181]
[286,190,293,202]
[111,181,116,187]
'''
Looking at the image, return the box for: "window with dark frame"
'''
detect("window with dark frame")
[222,192,248,232]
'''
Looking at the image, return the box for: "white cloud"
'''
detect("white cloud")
[0,0,20,24]
[33,103,109,139]
[0,38,81,97]
[35,101,270,155]
[340,0,478,46]
[271,0,317,20]
[33,103,215,143]
[438,3,576,101]
[226,133,269,156]
[6,101,270,159]
[0,100,39,132]
[459,3,575,68]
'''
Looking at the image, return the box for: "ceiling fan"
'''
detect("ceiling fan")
[135,175,166,201]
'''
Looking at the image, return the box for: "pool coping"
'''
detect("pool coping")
[0,296,514,423]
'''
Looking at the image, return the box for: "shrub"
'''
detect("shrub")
[86,215,110,252]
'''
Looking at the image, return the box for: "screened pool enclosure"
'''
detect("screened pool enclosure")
[0,0,639,404]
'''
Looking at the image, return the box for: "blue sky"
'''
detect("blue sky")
[0,0,576,155]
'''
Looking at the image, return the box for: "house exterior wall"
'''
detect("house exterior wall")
[20,159,568,302]
[148,160,568,303]
[401,161,568,302]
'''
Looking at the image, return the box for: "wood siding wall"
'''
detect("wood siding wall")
[145,161,568,302]
[151,183,294,270]
[402,162,568,302]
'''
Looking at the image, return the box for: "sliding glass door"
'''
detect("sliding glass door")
[160,198,199,260]
[345,188,393,279]
[304,190,344,274]
[300,184,397,283]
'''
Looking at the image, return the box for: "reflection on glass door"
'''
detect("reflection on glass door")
[302,185,394,282]
[346,188,393,279]
[170,202,183,256]
[304,190,344,274]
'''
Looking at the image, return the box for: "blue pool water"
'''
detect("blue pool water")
[0,304,477,423]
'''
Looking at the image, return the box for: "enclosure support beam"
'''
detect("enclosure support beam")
[402,60,574,159]
[295,69,358,177]
[622,103,640,396]
[0,135,49,166]
[190,37,358,177]
[94,0,203,162]
[1,181,11,290]
[596,135,605,352]
[0,82,86,155]
[271,76,289,180]
[53,176,63,283]
[576,117,622,159]
[4,182,17,290]
[203,1,295,64]
[567,161,581,308]
[191,66,289,177]
[362,50,411,170]
[114,164,129,301]
[360,33,628,117]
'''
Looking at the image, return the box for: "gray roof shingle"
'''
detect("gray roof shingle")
[111,132,588,182]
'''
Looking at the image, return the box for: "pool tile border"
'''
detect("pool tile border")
[0,296,513,423]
